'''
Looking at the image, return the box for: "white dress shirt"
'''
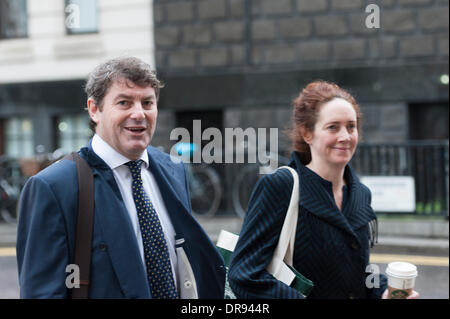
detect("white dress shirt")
[91,134,178,287]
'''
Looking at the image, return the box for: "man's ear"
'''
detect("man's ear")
[87,98,100,125]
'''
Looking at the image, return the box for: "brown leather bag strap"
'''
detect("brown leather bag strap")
[63,152,94,299]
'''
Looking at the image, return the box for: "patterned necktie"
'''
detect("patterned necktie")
[126,160,178,299]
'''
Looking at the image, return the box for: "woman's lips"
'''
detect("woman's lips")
[332,147,351,151]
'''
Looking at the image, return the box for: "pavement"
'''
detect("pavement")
[196,216,449,256]
[2,216,448,256]
[3,216,447,300]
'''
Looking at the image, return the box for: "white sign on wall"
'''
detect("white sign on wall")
[360,176,416,213]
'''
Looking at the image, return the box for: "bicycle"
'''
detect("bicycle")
[0,156,20,224]
[0,149,67,224]
[232,150,290,218]
[174,142,222,218]
[0,178,19,224]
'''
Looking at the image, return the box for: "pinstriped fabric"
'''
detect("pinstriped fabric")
[228,152,387,299]
[229,168,302,299]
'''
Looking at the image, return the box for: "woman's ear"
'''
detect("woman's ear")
[300,126,312,145]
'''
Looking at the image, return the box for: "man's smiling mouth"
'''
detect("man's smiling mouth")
[125,127,146,133]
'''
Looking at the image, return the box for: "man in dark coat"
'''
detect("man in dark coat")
[16,56,225,298]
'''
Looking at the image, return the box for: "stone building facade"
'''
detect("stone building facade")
[151,0,449,153]
[0,0,155,157]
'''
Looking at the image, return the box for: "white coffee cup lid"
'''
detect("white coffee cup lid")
[386,262,418,278]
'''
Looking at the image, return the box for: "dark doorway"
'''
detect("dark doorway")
[175,110,223,143]
[408,102,449,217]
[175,110,231,215]
[409,102,449,140]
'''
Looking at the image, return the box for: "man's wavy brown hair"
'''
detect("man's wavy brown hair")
[85,56,164,132]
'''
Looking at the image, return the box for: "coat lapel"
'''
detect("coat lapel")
[145,147,192,237]
[80,143,150,298]
[145,147,226,298]
[343,167,377,230]
[291,152,375,239]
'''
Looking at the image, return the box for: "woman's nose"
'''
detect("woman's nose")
[338,128,351,141]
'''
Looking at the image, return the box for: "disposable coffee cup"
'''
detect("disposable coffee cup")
[385,262,418,299]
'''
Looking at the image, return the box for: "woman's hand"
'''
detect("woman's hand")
[382,289,420,299]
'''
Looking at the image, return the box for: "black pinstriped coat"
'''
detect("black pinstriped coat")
[229,152,387,299]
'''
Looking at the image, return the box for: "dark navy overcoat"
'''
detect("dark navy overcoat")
[16,141,225,298]
[229,152,387,299]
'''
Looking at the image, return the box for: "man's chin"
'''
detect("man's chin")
[124,142,150,159]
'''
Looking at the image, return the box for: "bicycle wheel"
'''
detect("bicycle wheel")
[232,164,261,218]
[1,206,17,224]
[189,165,222,218]
[0,182,19,224]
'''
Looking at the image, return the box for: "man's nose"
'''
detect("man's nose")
[130,103,145,120]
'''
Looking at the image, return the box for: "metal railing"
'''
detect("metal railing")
[1,140,448,219]
[351,140,449,217]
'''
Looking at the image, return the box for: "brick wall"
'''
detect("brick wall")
[152,0,448,149]
[154,0,448,73]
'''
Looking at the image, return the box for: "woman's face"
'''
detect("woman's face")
[304,97,358,168]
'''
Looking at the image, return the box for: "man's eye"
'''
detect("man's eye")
[118,100,128,105]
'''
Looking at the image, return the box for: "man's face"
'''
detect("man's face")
[88,78,158,160]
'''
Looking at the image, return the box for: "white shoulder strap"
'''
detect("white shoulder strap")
[273,166,299,265]
[266,166,300,285]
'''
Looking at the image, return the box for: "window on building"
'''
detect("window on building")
[65,0,98,35]
[56,114,92,153]
[4,117,34,158]
[0,0,27,39]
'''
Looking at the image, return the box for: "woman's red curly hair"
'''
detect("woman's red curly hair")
[289,80,363,164]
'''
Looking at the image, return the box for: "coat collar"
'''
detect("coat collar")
[290,152,376,237]
[145,147,193,236]
[90,134,150,170]
[80,139,192,232]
